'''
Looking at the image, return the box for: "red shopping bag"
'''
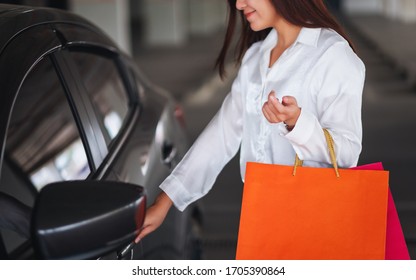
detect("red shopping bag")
[352,162,410,260]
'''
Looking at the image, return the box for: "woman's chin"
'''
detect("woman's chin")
[249,23,268,32]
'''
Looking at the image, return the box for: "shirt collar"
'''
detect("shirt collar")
[296,27,322,47]
[260,27,322,53]
[258,27,322,78]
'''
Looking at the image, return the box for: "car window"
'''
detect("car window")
[68,51,130,147]
[0,55,92,256]
[2,55,91,192]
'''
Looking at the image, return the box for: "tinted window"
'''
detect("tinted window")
[0,55,92,255]
[69,51,129,146]
[3,56,90,192]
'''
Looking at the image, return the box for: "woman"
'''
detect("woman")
[136,0,365,242]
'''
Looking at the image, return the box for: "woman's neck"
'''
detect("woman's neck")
[268,19,302,67]
[274,19,302,49]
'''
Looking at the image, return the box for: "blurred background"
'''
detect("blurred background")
[1,0,415,259]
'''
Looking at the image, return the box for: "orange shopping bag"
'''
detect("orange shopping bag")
[236,130,390,260]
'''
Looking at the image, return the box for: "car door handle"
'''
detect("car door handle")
[117,241,136,260]
[162,141,177,168]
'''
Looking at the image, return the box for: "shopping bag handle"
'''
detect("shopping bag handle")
[293,128,340,177]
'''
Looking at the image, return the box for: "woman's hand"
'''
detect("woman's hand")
[262,91,301,130]
[135,191,173,243]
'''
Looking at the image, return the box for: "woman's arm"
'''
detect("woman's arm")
[285,42,365,168]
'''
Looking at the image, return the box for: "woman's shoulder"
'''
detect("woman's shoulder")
[316,28,365,74]
[318,28,347,45]
[317,28,357,56]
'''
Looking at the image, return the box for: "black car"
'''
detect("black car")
[0,4,200,259]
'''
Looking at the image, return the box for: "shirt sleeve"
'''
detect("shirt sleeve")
[159,70,244,212]
[281,42,365,168]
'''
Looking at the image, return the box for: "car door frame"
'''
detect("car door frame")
[0,22,130,259]
[50,23,142,181]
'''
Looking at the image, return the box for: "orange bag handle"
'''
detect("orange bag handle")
[293,129,340,177]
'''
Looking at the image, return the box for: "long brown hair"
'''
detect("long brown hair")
[216,0,355,79]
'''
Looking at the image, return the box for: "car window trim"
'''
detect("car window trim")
[0,26,62,181]
[50,24,144,179]
[50,51,107,172]
[59,45,142,180]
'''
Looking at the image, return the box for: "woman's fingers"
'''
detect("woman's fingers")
[262,92,284,123]
[134,191,173,243]
[262,102,275,122]
[268,92,285,112]
[262,92,300,125]
[136,223,155,243]
[281,96,298,107]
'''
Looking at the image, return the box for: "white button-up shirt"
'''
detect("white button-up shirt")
[161,27,366,211]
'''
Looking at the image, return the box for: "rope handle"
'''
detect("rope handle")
[293,128,340,177]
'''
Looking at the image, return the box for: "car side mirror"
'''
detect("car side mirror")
[31,180,146,260]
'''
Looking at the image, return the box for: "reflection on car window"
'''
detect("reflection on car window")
[69,51,129,146]
[4,56,90,191]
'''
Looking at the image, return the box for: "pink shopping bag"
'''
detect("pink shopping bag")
[352,162,410,260]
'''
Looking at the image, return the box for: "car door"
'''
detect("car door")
[50,23,200,260]
[51,23,199,260]
[0,18,146,256]
[0,16,197,259]
[0,24,98,258]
